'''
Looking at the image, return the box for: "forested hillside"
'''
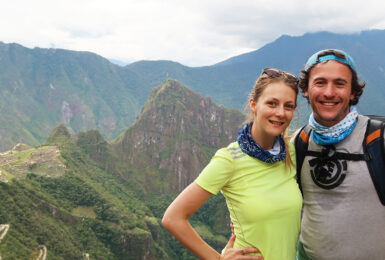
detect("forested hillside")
[0,80,241,259]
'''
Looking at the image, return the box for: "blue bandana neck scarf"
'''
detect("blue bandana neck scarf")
[237,123,286,163]
[309,106,358,145]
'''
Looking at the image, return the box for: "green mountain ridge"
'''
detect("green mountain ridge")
[0,42,143,151]
[0,79,238,259]
[1,29,385,151]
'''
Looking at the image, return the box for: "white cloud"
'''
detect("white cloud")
[0,0,384,66]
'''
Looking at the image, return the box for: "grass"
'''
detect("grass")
[0,169,14,182]
[71,206,97,219]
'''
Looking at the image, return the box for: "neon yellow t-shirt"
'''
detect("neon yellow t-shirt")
[195,141,302,260]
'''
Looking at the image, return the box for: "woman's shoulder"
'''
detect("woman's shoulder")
[225,141,240,150]
[215,141,241,156]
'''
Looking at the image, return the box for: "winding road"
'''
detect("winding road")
[37,245,47,260]
[0,224,9,242]
[0,224,10,260]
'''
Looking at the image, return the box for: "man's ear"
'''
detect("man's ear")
[350,91,355,101]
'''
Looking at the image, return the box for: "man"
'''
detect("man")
[296,49,385,259]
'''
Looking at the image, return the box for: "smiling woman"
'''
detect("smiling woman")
[247,68,298,151]
[162,68,302,260]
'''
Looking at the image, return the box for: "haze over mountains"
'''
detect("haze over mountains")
[1,29,385,151]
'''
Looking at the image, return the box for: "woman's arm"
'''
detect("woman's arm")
[162,182,220,259]
[162,182,262,260]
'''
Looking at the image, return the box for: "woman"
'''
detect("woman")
[162,68,302,260]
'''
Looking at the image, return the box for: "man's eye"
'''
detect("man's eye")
[336,81,346,86]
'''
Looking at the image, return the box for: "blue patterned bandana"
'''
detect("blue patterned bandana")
[309,106,358,145]
[237,123,286,163]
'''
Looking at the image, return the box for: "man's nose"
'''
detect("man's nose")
[323,83,336,97]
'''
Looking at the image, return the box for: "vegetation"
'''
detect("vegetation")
[0,122,230,259]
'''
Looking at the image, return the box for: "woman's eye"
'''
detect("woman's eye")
[285,104,295,110]
[267,101,277,106]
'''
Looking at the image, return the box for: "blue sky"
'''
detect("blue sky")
[1,0,385,66]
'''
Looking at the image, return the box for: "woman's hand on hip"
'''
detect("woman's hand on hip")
[220,234,263,260]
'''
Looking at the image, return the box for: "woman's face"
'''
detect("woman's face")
[250,82,296,145]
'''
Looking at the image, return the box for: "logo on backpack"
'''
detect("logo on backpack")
[308,150,347,189]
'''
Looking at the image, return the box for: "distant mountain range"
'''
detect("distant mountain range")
[1,29,385,151]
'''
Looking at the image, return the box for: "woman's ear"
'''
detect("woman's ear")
[249,98,257,115]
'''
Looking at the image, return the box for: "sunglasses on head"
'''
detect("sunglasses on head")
[261,68,298,83]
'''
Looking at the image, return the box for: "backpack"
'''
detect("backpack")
[294,115,385,205]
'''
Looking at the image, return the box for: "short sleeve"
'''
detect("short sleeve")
[195,147,234,195]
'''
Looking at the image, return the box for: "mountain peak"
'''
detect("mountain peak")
[46,124,72,145]
[158,78,190,92]
[113,79,245,194]
[150,78,193,100]
[138,78,209,122]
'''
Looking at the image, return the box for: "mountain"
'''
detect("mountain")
[111,79,245,194]
[0,79,240,259]
[1,29,385,151]
[0,42,144,151]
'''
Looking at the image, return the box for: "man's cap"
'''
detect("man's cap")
[304,49,357,73]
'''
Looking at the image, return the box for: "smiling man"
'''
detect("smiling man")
[296,49,385,259]
[305,57,353,127]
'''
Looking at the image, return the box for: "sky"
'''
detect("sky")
[1,0,385,67]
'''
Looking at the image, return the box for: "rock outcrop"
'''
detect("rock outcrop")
[113,79,245,194]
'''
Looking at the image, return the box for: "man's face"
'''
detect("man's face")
[304,60,354,127]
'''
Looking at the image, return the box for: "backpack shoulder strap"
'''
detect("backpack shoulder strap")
[294,125,312,194]
[364,118,385,205]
